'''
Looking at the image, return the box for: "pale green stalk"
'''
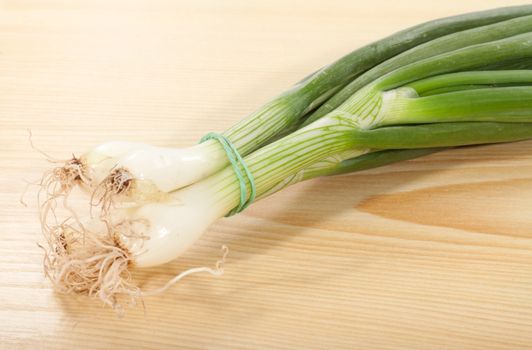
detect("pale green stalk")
[330,34,532,130]
[204,61,532,212]
[258,148,441,198]
[165,6,532,192]
[196,120,532,216]
[271,68,532,191]
[303,13,532,126]
[405,70,532,95]
[305,148,442,178]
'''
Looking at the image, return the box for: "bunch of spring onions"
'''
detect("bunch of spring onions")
[39,5,532,308]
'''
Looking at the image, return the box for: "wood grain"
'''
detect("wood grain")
[1,0,532,349]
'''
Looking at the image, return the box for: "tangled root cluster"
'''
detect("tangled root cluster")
[35,149,228,312]
[41,221,143,310]
[37,156,87,245]
[36,156,144,310]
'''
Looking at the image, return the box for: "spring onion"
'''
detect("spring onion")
[38,6,532,309]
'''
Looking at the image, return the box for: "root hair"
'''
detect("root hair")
[37,157,89,241]
[42,219,147,311]
[142,245,229,297]
[90,168,132,218]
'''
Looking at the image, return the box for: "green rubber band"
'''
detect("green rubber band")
[199,132,256,216]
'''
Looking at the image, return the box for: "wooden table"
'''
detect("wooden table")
[1,1,532,348]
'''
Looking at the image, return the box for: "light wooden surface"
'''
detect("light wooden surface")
[1,0,532,349]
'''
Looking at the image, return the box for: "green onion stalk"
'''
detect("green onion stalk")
[39,7,532,309]
[45,6,532,202]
